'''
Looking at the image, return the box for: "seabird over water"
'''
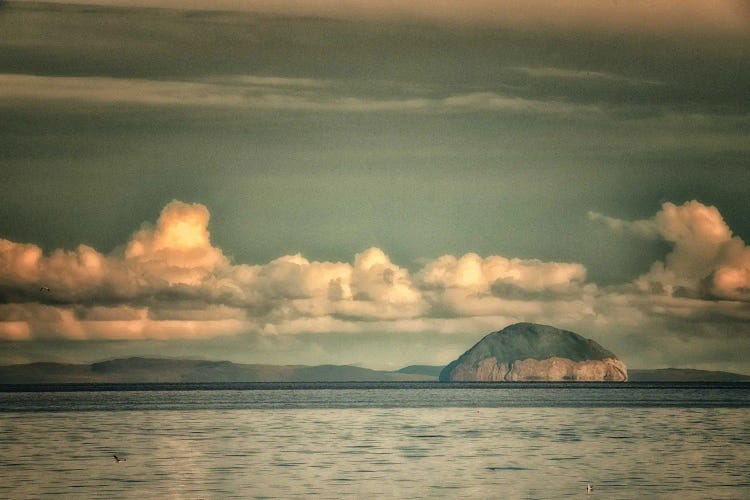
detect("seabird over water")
[113,455,126,463]
[40,286,51,292]
[587,483,593,493]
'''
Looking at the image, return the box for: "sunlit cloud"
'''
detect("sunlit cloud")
[595,201,750,302]
[1,199,748,343]
[125,200,226,285]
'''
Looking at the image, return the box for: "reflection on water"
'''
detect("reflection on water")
[0,387,749,498]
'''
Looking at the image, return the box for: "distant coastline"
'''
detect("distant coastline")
[1,358,748,384]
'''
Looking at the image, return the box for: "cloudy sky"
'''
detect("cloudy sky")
[1,0,749,372]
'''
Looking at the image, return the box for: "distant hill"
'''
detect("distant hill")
[2,357,747,384]
[629,368,750,382]
[0,358,435,384]
[440,323,627,382]
[395,365,444,377]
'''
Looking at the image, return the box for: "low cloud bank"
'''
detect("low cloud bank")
[1,200,748,350]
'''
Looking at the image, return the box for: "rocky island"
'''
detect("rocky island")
[439,323,628,382]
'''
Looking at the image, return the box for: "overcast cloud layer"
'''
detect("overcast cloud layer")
[18,0,750,34]
[1,1,749,371]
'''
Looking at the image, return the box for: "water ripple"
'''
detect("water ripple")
[0,389,748,498]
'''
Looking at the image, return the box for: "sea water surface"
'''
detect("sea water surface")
[1,382,749,499]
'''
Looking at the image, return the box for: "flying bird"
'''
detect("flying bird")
[113,455,126,463]
[39,286,51,292]
[587,483,593,494]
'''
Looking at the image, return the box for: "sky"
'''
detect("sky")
[1,0,749,372]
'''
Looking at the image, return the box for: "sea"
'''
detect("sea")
[1,382,749,499]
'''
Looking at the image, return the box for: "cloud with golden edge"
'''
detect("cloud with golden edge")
[1,198,749,341]
[596,200,750,301]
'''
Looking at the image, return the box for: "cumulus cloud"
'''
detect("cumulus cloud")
[0,199,594,340]
[0,200,427,338]
[125,200,226,285]
[2,198,749,343]
[0,239,115,301]
[221,248,425,322]
[595,201,750,301]
[416,252,589,317]
[0,205,253,340]
[418,252,586,291]
[0,200,226,302]
[642,201,750,301]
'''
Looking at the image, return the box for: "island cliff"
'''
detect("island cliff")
[439,323,627,382]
